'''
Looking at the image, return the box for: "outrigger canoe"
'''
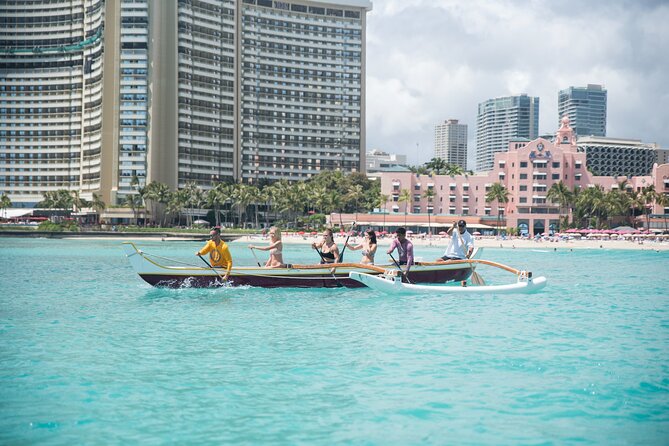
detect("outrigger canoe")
[349,271,547,295]
[122,242,484,289]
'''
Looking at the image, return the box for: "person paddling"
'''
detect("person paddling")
[311,228,340,264]
[387,227,414,274]
[345,229,377,264]
[196,227,232,280]
[249,226,285,268]
[438,220,474,261]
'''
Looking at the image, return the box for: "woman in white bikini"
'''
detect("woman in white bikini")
[344,229,377,264]
[249,226,285,268]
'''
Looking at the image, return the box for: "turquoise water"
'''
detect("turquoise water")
[1,238,668,444]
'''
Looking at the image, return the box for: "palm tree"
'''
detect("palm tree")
[378,194,390,233]
[546,181,573,232]
[577,185,607,229]
[485,182,509,235]
[641,185,657,231]
[656,192,669,232]
[424,157,448,175]
[398,188,412,227]
[125,193,143,226]
[445,164,465,177]
[207,183,230,227]
[345,184,364,221]
[141,181,163,226]
[422,188,435,237]
[1,193,12,219]
[91,192,106,225]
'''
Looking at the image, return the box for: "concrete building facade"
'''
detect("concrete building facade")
[475,94,539,172]
[1,0,106,206]
[577,136,657,177]
[2,0,372,207]
[558,84,607,137]
[434,119,467,170]
[365,149,407,172]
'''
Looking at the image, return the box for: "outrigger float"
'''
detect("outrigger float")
[122,242,486,289]
[349,260,547,295]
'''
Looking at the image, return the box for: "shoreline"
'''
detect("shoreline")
[1,231,667,251]
[238,234,669,251]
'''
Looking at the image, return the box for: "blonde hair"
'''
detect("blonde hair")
[269,226,282,240]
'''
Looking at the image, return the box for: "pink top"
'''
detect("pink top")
[388,238,414,265]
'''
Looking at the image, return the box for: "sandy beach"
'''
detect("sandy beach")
[238,233,669,251]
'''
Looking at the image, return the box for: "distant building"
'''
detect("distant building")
[657,148,669,165]
[434,119,468,170]
[374,116,669,235]
[365,149,407,172]
[577,136,657,177]
[558,84,607,137]
[476,94,539,172]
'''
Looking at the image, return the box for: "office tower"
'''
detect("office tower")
[475,94,539,172]
[0,0,106,206]
[434,119,467,170]
[558,84,607,137]
[2,0,372,207]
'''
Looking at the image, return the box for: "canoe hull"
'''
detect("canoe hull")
[123,242,478,289]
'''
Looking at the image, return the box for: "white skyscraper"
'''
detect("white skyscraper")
[434,119,468,170]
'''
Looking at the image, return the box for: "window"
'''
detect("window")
[552,173,560,180]
[413,194,421,202]
[414,184,421,191]
[519,197,527,203]
[413,206,421,213]
[520,185,527,191]
[552,162,560,168]
[520,161,528,168]
[520,173,527,179]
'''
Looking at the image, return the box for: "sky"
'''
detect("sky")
[364,0,669,167]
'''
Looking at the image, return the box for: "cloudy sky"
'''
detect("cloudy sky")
[364,0,669,167]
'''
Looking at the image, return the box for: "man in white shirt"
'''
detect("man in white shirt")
[439,220,474,260]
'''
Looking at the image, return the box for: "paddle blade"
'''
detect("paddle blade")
[471,271,486,286]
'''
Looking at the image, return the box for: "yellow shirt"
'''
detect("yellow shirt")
[198,240,233,270]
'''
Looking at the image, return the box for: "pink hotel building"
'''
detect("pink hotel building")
[369,117,669,235]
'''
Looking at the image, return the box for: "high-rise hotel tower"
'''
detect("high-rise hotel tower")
[1,0,106,206]
[475,94,539,172]
[434,119,467,170]
[558,84,607,137]
[1,0,372,207]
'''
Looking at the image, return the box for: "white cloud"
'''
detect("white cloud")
[365,0,669,167]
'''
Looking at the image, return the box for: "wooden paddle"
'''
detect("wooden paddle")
[455,227,485,286]
[249,247,262,267]
[338,221,356,263]
[389,252,412,284]
[197,254,228,284]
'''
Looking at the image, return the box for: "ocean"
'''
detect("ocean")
[1,238,668,444]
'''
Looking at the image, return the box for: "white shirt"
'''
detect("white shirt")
[444,230,474,259]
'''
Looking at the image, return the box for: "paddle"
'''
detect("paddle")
[338,221,356,263]
[313,246,342,287]
[455,228,485,286]
[249,247,262,267]
[389,252,412,284]
[198,254,227,284]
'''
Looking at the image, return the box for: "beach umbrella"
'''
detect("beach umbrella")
[473,231,481,236]
[310,231,317,235]
[193,219,209,225]
[438,231,447,235]
[406,230,414,234]
[298,231,305,235]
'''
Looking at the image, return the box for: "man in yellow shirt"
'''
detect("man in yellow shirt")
[196,228,233,280]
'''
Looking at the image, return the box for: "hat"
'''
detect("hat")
[457,220,466,227]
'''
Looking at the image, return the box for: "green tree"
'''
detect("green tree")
[207,183,230,227]
[486,182,510,235]
[423,188,435,236]
[398,188,412,227]
[546,181,573,232]
[345,184,364,221]
[640,185,657,231]
[378,194,390,232]
[424,157,448,175]
[1,193,12,219]
[91,192,106,225]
